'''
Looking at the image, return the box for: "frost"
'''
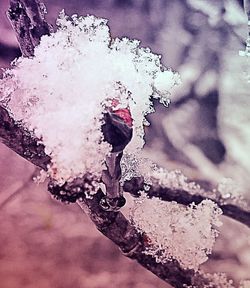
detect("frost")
[120,152,156,184]
[130,195,222,270]
[121,152,204,195]
[217,178,243,202]
[148,167,203,194]
[201,273,235,288]
[0,12,179,183]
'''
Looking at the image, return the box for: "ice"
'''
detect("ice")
[121,153,204,195]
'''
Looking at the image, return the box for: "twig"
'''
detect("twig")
[0,106,51,170]
[76,190,215,288]
[0,102,244,286]
[123,177,250,228]
[7,0,52,57]
[0,173,34,210]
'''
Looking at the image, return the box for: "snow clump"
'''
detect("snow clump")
[130,195,222,270]
[0,11,180,183]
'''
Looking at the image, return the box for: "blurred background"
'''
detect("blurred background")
[0,0,250,287]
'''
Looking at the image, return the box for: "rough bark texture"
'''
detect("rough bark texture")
[0,0,249,287]
[7,0,52,57]
[0,106,51,169]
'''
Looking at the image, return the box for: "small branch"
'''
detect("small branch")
[0,106,51,170]
[77,190,214,288]
[123,177,250,228]
[7,0,34,57]
[7,0,52,57]
[0,94,245,287]
[0,173,34,210]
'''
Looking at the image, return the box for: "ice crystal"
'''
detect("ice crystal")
[0,12,180,183]
[217,177,245,205]
[148,167,203,194]
[184,273,235,288]
[201,273,235,288]
[130,195,222,270]
[120,152,156,184]
[121,153,204,195]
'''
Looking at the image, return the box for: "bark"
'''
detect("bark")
[7,0,52,57]
[0,105,51,169]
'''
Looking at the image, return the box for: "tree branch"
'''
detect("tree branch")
[0,100,245,286]
[124,177,250,228]
[7,0,52,57]
[0,0,247,287]
[77,190,214,288]
[0,106,216,287]
[0,106,51,170]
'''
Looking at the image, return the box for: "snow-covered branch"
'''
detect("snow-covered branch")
[124,176,250,229]
[0,0,249,287]
[0,105,51,169]
[0,108,214,287]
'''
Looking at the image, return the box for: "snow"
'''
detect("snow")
[130,195,222,270]
[0,11,180,183]
[217,178,242,201]
[121,153,205,196]
[203,273,235,288]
